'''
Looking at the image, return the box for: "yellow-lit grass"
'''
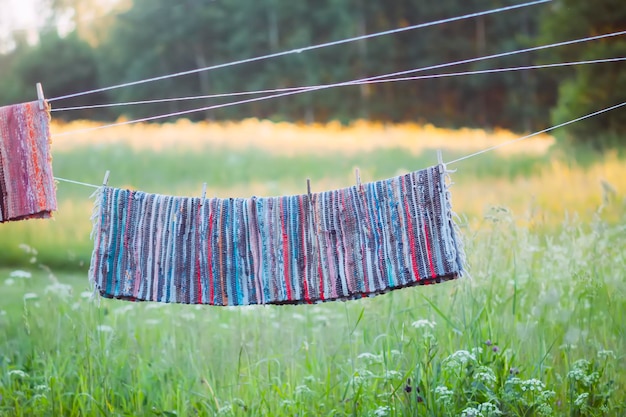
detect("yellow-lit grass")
[47,118,626,232]
[51,118,553,156]
[452,156,626,226]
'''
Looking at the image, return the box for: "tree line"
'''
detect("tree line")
[0,0,624,146]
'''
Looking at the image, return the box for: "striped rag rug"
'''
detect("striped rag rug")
[0,100,56,223]
[89,164,464,305]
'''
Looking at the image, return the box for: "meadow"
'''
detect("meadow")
[0,120,624,416]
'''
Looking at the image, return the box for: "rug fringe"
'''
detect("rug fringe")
[88,186,104,302]
[440,162,466,277]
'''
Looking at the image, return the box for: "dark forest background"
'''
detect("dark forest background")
[0,0,624,147]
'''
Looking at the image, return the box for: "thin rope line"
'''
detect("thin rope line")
[48,0,551,102]
[54,177,100,189]
[52,30,626,137]
[51,101,626,191]
[447,101,626,165]
[50,57,626,112]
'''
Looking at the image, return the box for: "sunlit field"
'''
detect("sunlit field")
[1,120,624,416]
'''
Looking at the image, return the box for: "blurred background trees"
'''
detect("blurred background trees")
[0,0,624,147]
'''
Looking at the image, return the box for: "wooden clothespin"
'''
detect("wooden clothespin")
[200,182,207,206]
[355,167,362,192]
[102,170,110,187]
[306,178,312,202]
[306,178,316,221]
[36,83,45,110]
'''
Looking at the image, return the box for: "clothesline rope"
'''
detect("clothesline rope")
[51,30,626,138]
[52,99,626,190]
[50,57,626,112]
[53,177,100,189]
[447,101,626,165]
[47,0,551,102]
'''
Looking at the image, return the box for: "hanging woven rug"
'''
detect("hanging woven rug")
[89,164,464,305]
[0,100,56,223]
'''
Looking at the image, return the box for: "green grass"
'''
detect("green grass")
[0,211,624,416]
[0,143,625,415]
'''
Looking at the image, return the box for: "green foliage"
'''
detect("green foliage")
[1,0,562,132]
[0,31,104,120]
[539,0,626,148]
[1,0,624,140]
[0,207,624,416]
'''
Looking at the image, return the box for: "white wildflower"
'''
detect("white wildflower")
[4,278,15,286]
[597,350,615,359]
[145,319,162,325]
[303,375,317,384]
[536,403,553,416]
[443,350,476,372]
[474,366,497,387]
[0,310,6,316]
[434,385,455,408]
[435,385,453,396]
[291,313,305,321]
[217,403,232,415]
[538,390,556,402]
[383,370,401,380]
[23,292,38,300]
[45,282,73,299]
[460,406,481,417]
[519,378,545,392]
[113,305,135,315]
[373,405,390,417]
[357,352,382,364]
[571,359,591,371]
[8,370,29,378]
[568,359,598,387]
[295,385,312,395]
[504,377,521,391]
[352,369,374,385]
[471,346,483,356]
[574,392,589,408]
[478,402,502,416]
[301,340,310,352]
[10,270,31,279]
[35,384,50,392]
[584,372,600,386]
[96,325,114,333]
[18,243,37,254]
[411,319,436,329]
[564,327,582,344]
[80,291,93,299]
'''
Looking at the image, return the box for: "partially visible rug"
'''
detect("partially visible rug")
[0,101,56,223]
[89,164,464,305]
